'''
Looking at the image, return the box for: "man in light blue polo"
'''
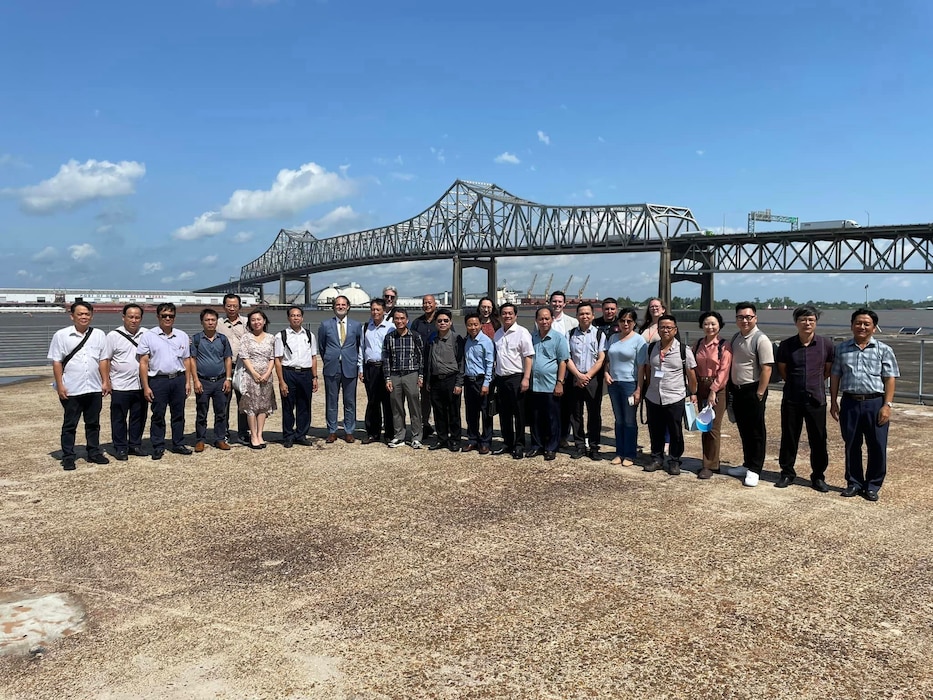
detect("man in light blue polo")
[527,307,569,461]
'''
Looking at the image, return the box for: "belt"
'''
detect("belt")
[432,372,459,380]
[197,374,226,381]
[842,392,883,401]
[153,371,183,379]
[284,366,313,372]
[365,360,383,366]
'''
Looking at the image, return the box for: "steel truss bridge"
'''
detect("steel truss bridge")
[196,180,933,308]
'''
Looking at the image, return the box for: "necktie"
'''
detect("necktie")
[339,319,346,345]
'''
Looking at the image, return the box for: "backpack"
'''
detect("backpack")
[640,337,689,425]
[280,327,314,354]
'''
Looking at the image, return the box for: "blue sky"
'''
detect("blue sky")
[2,0,932,304]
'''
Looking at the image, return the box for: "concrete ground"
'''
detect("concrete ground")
[1,366,931,699]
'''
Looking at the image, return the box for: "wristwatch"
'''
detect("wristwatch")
[885,401,894,408]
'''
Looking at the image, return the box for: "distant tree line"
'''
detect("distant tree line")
[609,296,921,311]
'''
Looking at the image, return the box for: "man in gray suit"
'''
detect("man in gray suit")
[317,295,363,443]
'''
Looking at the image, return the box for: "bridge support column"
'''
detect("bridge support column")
[699,273,714,311]
[658,245,672,306]
[487,259,497,300]
[279,274,286,305]
[452,257,463,312]
[304,275,312,306]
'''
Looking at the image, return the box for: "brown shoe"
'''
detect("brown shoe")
[326,433,338,443]
[214,441,231,451]
[344,434,355,443]
[194,441,206,453]
[462,444,476,452]
[698,468,714,480]
[478,445,490,455]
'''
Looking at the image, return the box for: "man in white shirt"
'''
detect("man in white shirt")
[548,291,580,336]
[274,306,319,448]
[48,301,110,470]
[102,303,148,461]
[493,303,535,459]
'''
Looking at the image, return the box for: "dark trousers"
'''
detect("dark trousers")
[779,399,829,479]
[463,376,493,447]
[60,392,103,459]
[195,378,229,443]
[839,395,889,492]
[529,391,561,452]
[281,368,313,442]
[225,387,250,441]
[420,382,433,432]
[150,374,187,451]
[429,374,462,445]
[731,382,768,474]
[496,374,526,449]
[645,399,686,462]
[110,389,146,452]
[363,362,393,440]
[569,379,603,449]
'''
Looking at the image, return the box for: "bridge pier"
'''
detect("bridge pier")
[454,257,498,311]
[279,273,286,306]
[304,275,312,306]
[658,245,672,307]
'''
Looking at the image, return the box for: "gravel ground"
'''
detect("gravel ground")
[1,366,932,699]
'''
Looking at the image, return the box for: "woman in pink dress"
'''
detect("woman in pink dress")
[239,310,277,448]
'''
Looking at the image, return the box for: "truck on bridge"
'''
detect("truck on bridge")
[800,220,860,230]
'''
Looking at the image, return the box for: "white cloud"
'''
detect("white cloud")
[232,231,254,243]
[294,205,365,236]
[529,165,537,172]
[16,269,41,281]
[32,246,58,262]
[494,152,521,165]
[11,159,145,214]
[696,149,705,156]
[203,254,219,264]
[69,243,98,261]
[141,262,163,275]
[219,162,355,220]
[0,153,29,168]
[172,211,227,241]
[537,130,550,146]
[584,189,594,199]
[390,172,416,181]
[177,271,196,281]
[430,147,446,164]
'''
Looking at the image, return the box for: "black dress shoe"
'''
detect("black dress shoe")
[87,453,110,465]
[282,440,294,448]
[862,490,880,502]
[428,442,447,451]
[492,446,510,455]
[587,450,600,461]
[114,451,128,462]
[775,475,795,488]
[361,436,377,445]
[448,444,461,453]
[128,447,148,457]
[570,448,584,460]
[151,450,164,461]
[811,478,830,493]
[841,485,862,498]
[525,448,542,459]
[512,448,524,460]
[171,446,193,455]
[62,458,76,471]
[544,451,556,461]
[294,437,312,447]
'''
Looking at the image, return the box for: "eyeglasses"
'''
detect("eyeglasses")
[160,314,176,319]
[436,319,451,323]
[659,326,677,331]
[619,319,634,325]
[736,315,756,321]
[384,295,396,299]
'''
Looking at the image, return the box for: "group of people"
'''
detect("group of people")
[48,288,899,502]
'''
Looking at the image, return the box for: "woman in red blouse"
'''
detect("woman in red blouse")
[692,311,733,478]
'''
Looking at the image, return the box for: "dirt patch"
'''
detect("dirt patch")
[1,366,932,698]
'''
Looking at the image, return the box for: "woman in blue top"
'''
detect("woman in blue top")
[603,308,648,466]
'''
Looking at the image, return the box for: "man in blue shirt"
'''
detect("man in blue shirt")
[830,308,899,502]
[527,307,569,460]
[358,298,395,444]
[463,313,495,454]
[190,308,233,452]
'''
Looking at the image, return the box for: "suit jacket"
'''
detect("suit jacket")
[317,316,363,379]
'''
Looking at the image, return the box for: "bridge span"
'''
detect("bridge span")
[196,180,933,308]
[195,180,700,305]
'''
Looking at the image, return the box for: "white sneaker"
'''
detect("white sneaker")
[387,439,404,448]
[744,471,760,487]
[411,440,423,449]
[725,465,748,478]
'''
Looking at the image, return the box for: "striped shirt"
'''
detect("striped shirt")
[831,337,899,394]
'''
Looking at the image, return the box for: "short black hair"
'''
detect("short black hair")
[698,310,724,329]
[223,293,242,307]
[735,301,757,314]
[793,305,820,321]
[156,302,176,316]
[70,301,93,314]
[851,307,879,326]
[200,308,218,321]
[393,308,409,319]
[287,305,304,316]
[464,312,480,323]
[122,303,143,317]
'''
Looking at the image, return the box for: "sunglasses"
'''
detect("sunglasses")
[160,314,176,319]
